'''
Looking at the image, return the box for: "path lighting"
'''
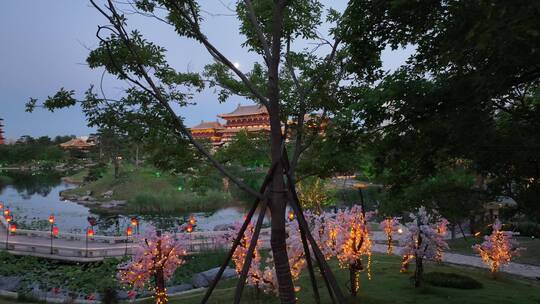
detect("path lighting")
[86,227,94,257]
[188,215,196,226]
[125,226,133,255]
[186,224,193,233]
[3,208,10,216]
[288,210,295,221]
[130,217,139,234]
[5,222,16,249]
[5,215,12,223]
[48,215,55,224]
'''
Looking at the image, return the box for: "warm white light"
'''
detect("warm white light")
[233,62,240,69]
[398,228,403,234]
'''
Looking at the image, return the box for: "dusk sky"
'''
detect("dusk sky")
[0,1,413,140]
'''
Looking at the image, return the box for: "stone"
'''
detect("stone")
[102,190,114,198]
[167,284,193,294]
[192,267,238,288]
[0,276,22,291]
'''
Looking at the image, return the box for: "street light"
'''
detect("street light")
[130,217,139,235]
[86,227,94,257]
[6,222,16,250]
[125,226,133,255]
[50,226,59,254]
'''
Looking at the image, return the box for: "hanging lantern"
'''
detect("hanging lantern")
[52,226,59,236]
[5,215,13,222]
[186,224,193,233]
[0,202,3,209]
[48,215,55,224]
[130,217,138,227]
[87,228,94,237]
[9,223,16,233]
[126,226,133,236]
[288,210,295,221]
[3,209,10,216]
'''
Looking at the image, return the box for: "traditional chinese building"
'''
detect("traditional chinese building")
[190,120,224,146]
[59,137,96,151]
[217,104,270,143]
[0,118,5,145]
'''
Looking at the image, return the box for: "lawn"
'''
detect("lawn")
[155,254,540,304]
[447,236,540,266]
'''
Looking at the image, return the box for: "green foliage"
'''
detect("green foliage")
[0,135,71,165]
[423,272,483,289]
[0,251,121,295]
[297,177,331,214]
[127,189,232,214]
[215,130,270,168]
[84,162,108,182]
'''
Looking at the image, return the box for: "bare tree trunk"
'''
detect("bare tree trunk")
[155,231,167,304]
[414,235,423,288]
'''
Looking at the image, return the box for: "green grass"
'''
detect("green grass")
[447,236,540,266]
[63,165,179,201]
[156,254,540,304]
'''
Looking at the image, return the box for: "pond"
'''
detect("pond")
[0,170,249,235]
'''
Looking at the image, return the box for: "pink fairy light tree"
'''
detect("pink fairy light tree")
[399,207,449,287]
[118,226,187,304]
[222,219,306,296]
[473,219,522,276]
[380,217,400,254]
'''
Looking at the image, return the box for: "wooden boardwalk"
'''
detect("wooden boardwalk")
[0,216,270,262]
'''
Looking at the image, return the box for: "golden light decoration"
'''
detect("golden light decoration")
[288,210,295,221]
[188,215,196,226]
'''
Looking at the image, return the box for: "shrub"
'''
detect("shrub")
[84,162,107,182]
[509,221,540,237]
[423,272,483,289]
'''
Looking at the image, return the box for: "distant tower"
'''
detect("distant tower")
[0,118,5,145]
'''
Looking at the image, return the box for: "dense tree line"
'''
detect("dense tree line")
[0,135,73,165]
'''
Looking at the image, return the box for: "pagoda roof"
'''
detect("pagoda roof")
[60,138,96,150]
[191,120,223,130]
[218,104,268,118]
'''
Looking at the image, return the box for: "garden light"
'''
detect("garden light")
[3,209,10,216]
[5,215,12,222]
[9,222,16,233]
[131,217,138,227]
[52,226,59,236]
[186,224,193,233]
[188,215,196,226]
[288,210,295,221]
[126,226,133,236]
[87,228,94,237]
[48,215,55,224]
[0,202,3,210]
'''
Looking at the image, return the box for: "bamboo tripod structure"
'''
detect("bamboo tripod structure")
[200,150,346,304]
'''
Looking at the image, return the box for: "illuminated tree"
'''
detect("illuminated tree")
[473,219,522,275]
[380,217,400,254]
[399,207,448,287]
[119,226,186,304]
[222,220,306,296]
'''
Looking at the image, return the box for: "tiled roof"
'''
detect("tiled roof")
[191,120,223,129]
[218,104,268,118]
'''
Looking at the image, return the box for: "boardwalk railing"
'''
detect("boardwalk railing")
[0,216,271,262]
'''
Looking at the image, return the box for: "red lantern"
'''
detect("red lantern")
[52,226,59,236]
[0,202,4,209]
[130,217,138,227]
[5,215,12,222]
[3,209,10,216]
[87,228,94,237]
[48,215,55,224]
[126,226,133,236]
[186,224,193,233]
[9,223,16,233]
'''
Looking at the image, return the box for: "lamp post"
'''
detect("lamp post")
[130,217,139,235]
[6,222,15,250]
[125,226,133,255]
[86,227,94,257]
[48,215,56,254]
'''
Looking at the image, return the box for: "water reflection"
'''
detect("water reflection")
[0,171,248,234]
